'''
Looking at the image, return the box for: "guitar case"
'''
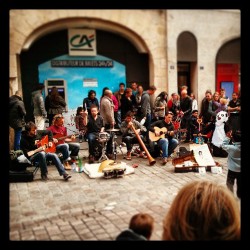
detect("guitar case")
[172,150,220,173]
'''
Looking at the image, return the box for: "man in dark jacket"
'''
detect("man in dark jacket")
[20,121,71,181]
[9,90,26,150]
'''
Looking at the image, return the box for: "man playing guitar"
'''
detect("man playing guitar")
[47,114,80,170]
[20,121,71,181]
[149,111,179,165]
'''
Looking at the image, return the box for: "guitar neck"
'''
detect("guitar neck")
[55,133,79,141]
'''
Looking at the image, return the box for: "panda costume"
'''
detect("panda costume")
[211,111,229,157]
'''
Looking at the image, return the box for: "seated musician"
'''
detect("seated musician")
[120,111,147,160]
[83,105,105,164]
[20,121,71,181]
[47,114,80,170]
[149,111,178,165]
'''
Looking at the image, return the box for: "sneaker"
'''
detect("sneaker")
[41,174,48,181]
[79,139,83,143]
[63,173,72,181]
[64,161,72,170]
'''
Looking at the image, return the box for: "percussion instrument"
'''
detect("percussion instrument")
[106,128,120,132]
[102,166,126,178]
[98,132,110,143]
[98,159,115,172]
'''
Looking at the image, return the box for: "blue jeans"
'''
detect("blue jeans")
[122,135,144,152]
[56,143,70,161]
[14,127,22,150]
[67,142,80,159]
[30,151,66,176]
[87,132,99,156]
[157,138,178,158]
[144,113,152,130]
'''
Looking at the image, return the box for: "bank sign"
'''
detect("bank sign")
[68,29,96,56]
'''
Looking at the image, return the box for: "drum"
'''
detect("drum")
[102,167,126,179]
[98,132,110,143]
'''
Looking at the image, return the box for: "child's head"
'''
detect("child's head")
[192,110,198,117]
[129,213,154,240]
[76,106,84,115]
[220,98,227,105]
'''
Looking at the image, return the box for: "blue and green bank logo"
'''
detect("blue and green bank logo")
[68,29,96,56]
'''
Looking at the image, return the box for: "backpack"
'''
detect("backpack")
[9,150,32,171]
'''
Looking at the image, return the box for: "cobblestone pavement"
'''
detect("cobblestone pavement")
[9,138,237,241]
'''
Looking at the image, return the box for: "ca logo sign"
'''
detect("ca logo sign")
[68,29,96,56]
[70,34,95,50]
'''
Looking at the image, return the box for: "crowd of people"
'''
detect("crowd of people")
[9,82,241,240]
[9,83,241,177]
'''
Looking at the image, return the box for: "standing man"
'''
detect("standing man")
[227,92,241,131]
[9,90,26,150]
[31,84,47,130]
[114,82,125,129]
[100,89,115,159]
[141,86,157,130]
[179,89,192,143]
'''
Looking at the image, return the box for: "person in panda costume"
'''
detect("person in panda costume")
[211,111,229,157]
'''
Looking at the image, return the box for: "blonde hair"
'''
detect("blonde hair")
[220,98,228,105]
[162,181,240,240]
[52,114,64,125]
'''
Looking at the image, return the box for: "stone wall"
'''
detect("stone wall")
[10,9,167,93]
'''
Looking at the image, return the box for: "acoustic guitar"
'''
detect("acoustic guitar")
[27,135,50,157]
[149,127,168,142]
[43,133,80,153]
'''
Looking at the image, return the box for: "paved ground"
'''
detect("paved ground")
[9,137,238,241]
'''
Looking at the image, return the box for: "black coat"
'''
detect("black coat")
[9,95,26,129]
[116,229,147,241]
[20,130,53,159]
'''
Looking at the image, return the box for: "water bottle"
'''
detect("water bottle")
[77,157,83,173]
[140,117,146,125]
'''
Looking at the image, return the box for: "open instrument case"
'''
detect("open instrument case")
[172,151,220,173]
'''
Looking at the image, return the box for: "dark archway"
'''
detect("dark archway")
[20,29,149,121]
[177,31,197,95]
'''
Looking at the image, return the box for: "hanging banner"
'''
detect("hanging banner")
[68,29,96,56]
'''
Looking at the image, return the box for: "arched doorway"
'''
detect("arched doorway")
[216,38,241,98]
[177,31,198,95]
